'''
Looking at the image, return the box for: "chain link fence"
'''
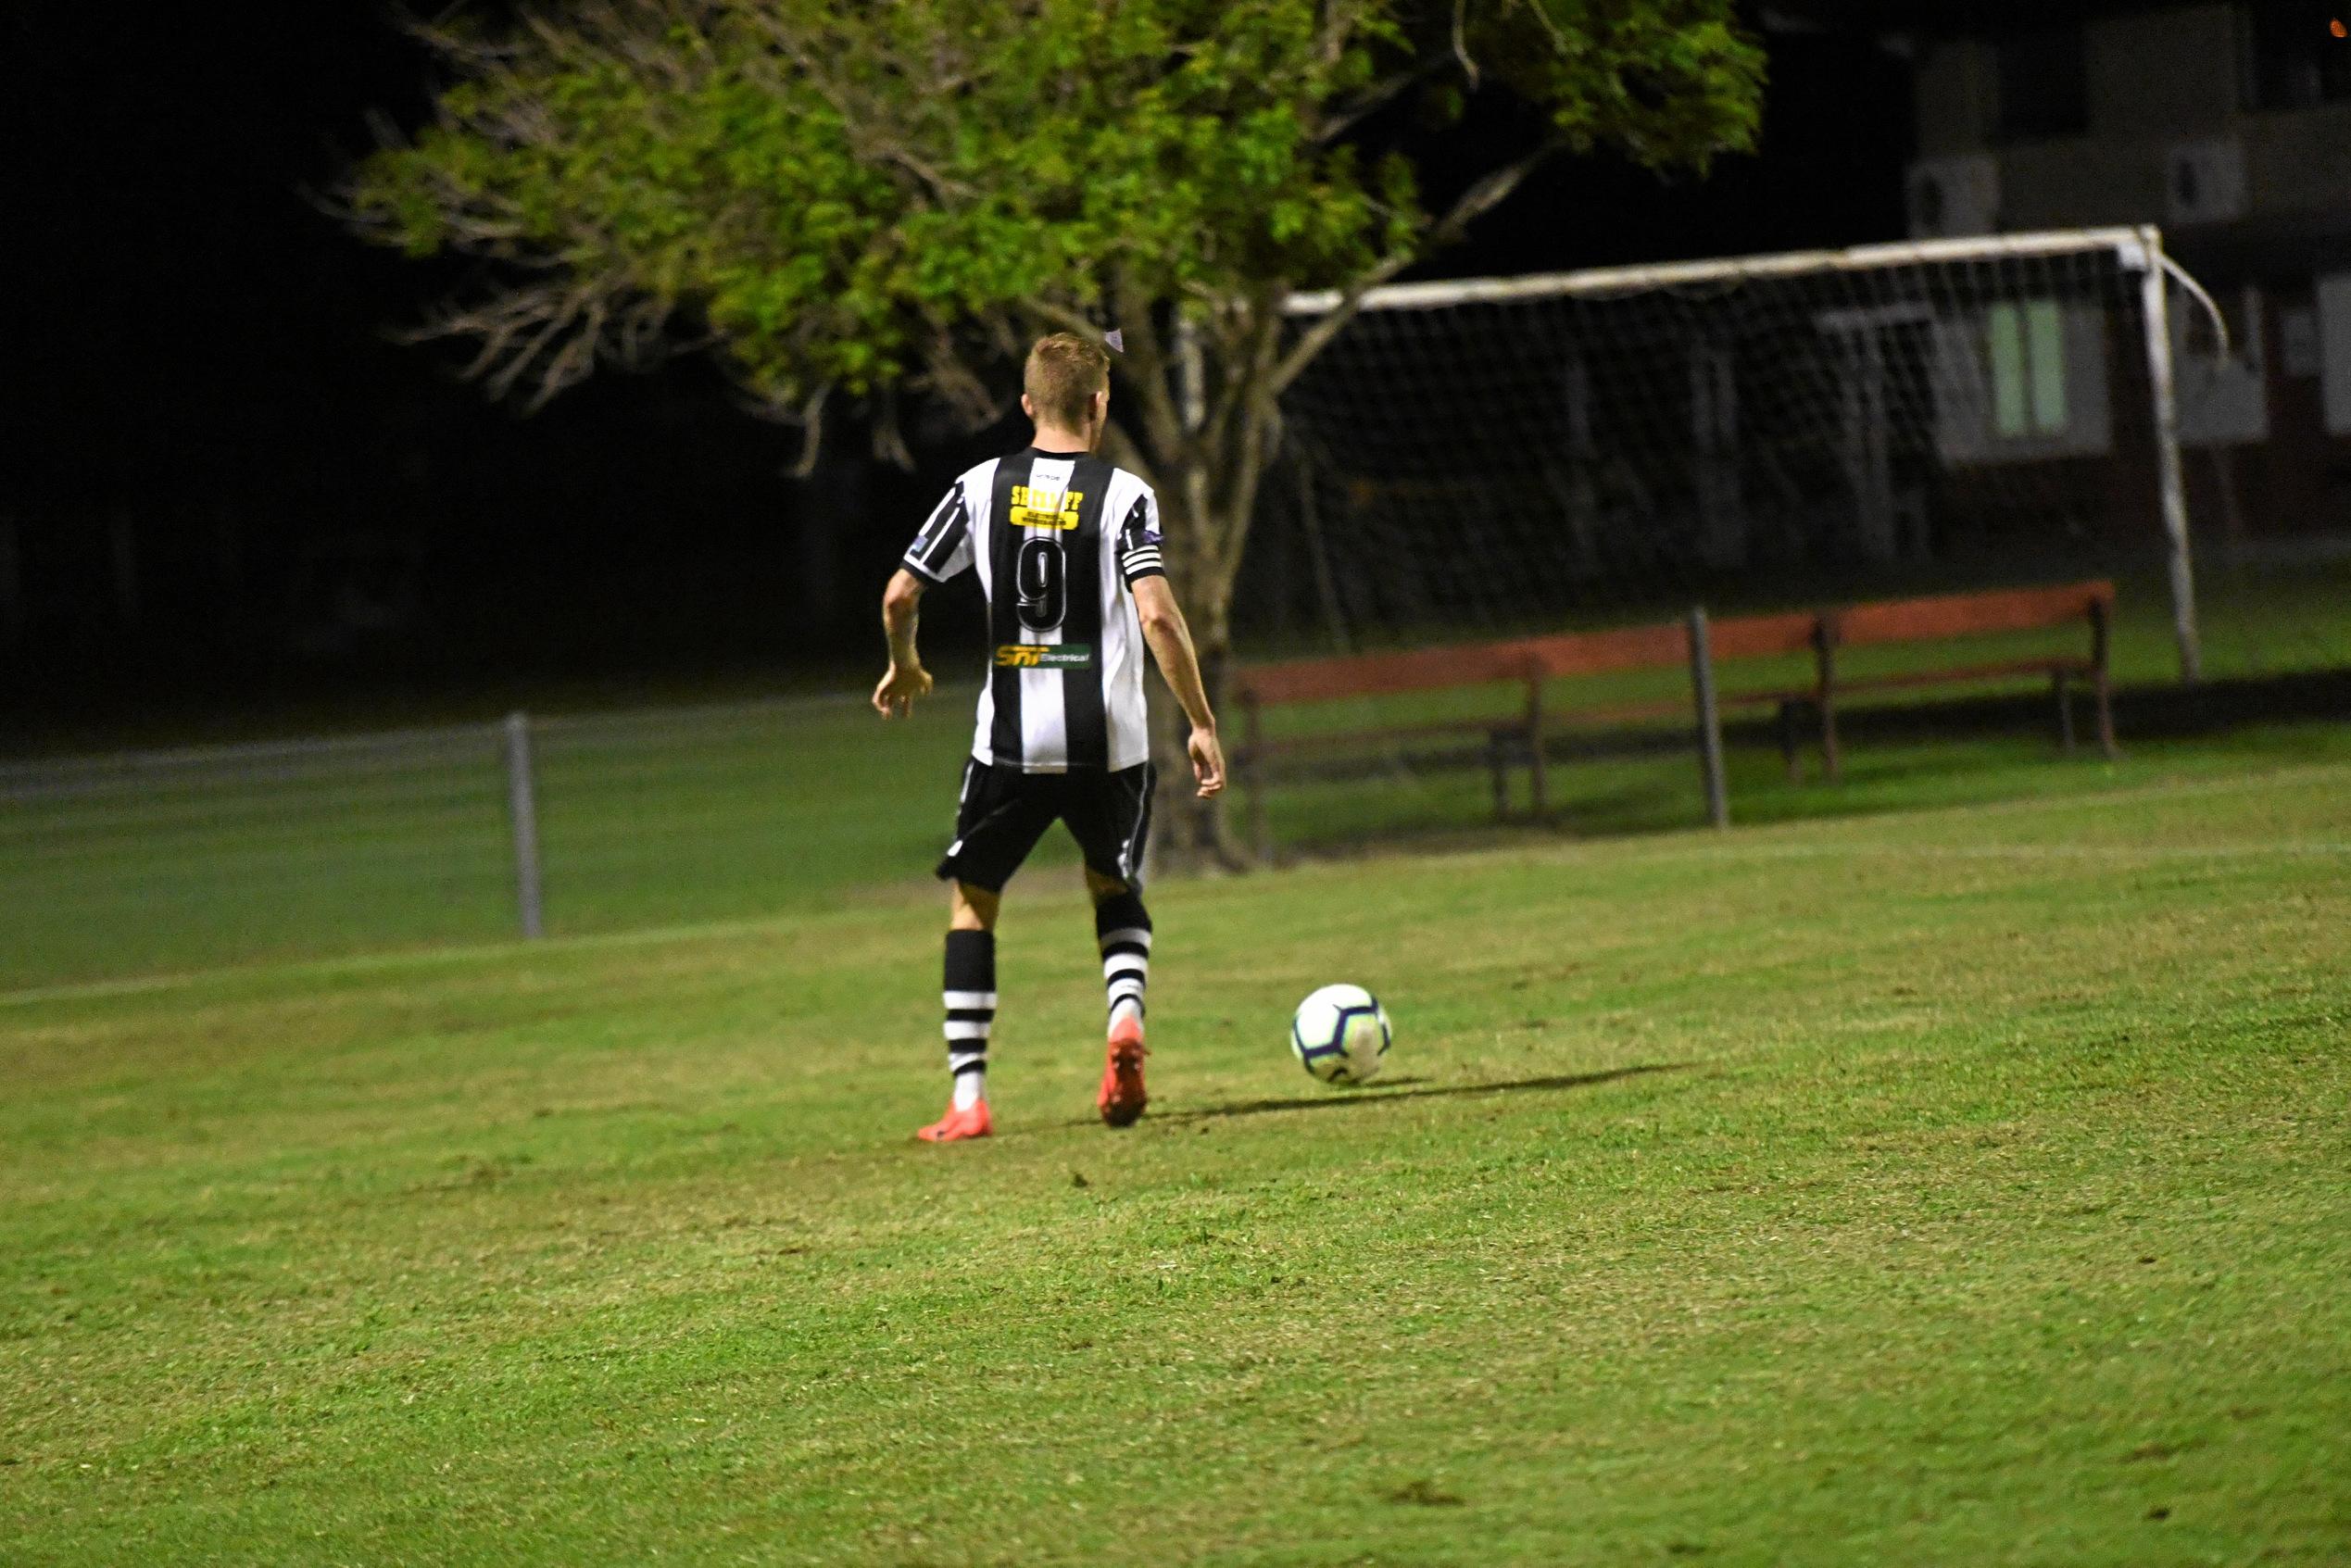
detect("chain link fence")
[0,692,972,993]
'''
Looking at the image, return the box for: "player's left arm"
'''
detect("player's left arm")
[874,568,934,720]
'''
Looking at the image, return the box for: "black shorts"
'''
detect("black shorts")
[937,759,1156,894]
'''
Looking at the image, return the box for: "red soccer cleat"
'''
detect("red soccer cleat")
[915,1100,993,1143]
[1097,1016,1149,1128]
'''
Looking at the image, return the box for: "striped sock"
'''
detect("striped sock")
[1094,892,1152,1032]
[943,930,996,1110]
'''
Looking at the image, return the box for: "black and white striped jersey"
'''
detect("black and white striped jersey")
[901,446,1167,772]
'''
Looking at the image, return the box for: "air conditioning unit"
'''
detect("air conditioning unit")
[1906,155,2000,239]
[2166,139,2246,225]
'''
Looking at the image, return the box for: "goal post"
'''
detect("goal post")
[2133,227,2202,683]
[1277,225,2218,683]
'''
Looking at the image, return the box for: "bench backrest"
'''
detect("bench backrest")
[1522,622,1691,680]
[1704,610,1821,661]
[1235,621,1696,707]
[1233,640,1540,706]
[1233,583,2114,709]
[1829,581,2113,648]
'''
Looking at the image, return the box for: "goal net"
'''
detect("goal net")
[1241,229,2343,846]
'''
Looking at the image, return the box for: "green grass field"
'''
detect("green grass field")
[6,745,2348,1563]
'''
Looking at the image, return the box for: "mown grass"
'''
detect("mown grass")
[4,752,2346,1564]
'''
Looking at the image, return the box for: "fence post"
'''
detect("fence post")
[1686,608,1730,831]
[503,711,545,939]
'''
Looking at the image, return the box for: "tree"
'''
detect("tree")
[347,0,1763,865]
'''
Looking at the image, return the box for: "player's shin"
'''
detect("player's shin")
[1094,892,1151,1035]
[943,929,996,1109]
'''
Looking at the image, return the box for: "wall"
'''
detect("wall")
[1916,4,2351,233]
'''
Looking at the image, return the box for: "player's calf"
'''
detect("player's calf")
[918,925,997,1143]
[1094,888,1150,1032]
[1093,889,1151,1126]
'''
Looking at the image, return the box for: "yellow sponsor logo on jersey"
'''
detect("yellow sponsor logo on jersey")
[1008,484,1084,531]
[996,644,1094,669]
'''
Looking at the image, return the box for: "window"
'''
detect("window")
[1988,300,2069,438]
[1932,299,2112,466]
[1997,24,2089,141]
[2243,1,2351,110]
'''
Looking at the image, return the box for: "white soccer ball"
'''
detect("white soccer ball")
[1290,984,1391,1085]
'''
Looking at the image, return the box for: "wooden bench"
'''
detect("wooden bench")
[1765,581,2118,780]
[1230,581,2118,855]
[1231,616,1754,861]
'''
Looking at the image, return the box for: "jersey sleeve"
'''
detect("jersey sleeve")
[901,481,974,585]
[1114,485,1166,584]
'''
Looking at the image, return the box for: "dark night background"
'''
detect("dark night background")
[3,4,1909,746]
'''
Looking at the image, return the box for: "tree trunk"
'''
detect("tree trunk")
[1148,598,1239,873]
[1105,311,1279,877]
[1150,494,1247,875]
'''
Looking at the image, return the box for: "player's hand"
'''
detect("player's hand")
[1188,722,1226,798]
[873,662,933,720]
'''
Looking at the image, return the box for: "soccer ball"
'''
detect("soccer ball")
[1290,984,1391,1085]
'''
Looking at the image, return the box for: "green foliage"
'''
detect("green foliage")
[348,0,1762,419]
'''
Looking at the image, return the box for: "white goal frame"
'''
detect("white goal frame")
[1287,225,2223,683]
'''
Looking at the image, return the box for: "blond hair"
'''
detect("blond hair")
[1024,332,1111,430]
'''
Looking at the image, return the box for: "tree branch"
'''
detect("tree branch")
[1100,422,1163,496]
[787,385,828,478]
[749,19,977,205]
[1270,136,1563,395]
[1019,296,1114,348]
[1450,0,1479,93]
[1313,56,1452,144]
[1104,271,1188,476]
[397,269,685,413]
[1213,284,1289,567]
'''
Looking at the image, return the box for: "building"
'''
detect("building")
[1777,0,2351,545]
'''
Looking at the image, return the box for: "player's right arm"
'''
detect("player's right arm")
[1131,575,1226,798]
[874,478,976,721]
[873,568,933,719]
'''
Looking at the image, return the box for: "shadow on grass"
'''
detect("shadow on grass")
[993,1065,1688,1140]
[1161,1062,1685,1124]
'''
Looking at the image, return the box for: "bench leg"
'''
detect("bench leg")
[1778,700,1802,783]
[1489,732,1509,822]
[1819,694,1842,783]
[1524,676,1548,821]
[2090,597,2119,760]
[2055,671,2076,753]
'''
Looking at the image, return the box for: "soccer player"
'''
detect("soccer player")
[872,332,1226,1143]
